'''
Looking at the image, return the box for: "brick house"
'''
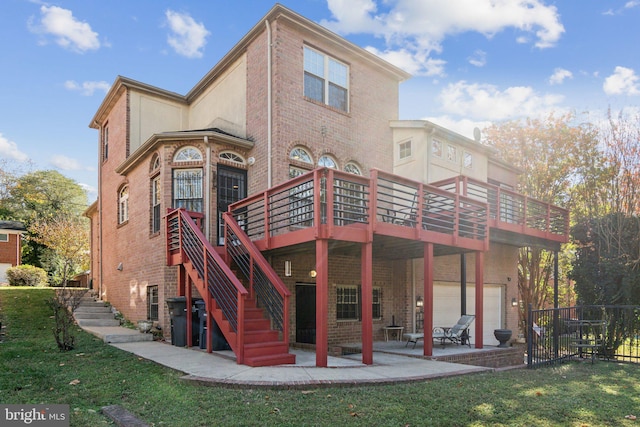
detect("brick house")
[86,4,568,367]
[0,221,26,284]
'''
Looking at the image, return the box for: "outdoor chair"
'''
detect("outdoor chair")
[404,315,475,349]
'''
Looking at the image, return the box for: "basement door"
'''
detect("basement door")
[296,284,316,344]
[217,165,247,245]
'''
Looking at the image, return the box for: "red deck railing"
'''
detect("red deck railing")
[228,168,499,252]
[431,175,569,243]
[223,212,291,345]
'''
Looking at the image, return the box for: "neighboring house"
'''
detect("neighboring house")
[0,221,26,284]
[86,4,568,367]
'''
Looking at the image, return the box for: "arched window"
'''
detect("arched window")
[344,162,362,175]
[290,147,314,178]
[118,186,129,224]
[219,151,245,164]
[318,154,337,169]
[151,154,160,171]
[174,146,203,162]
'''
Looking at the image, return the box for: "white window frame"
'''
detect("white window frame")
[118,186,129,225]
[174,146,203,162]
[304,46,349,112]
[399,140,412,160]
[432,139,443,158]
[0,233,8,242]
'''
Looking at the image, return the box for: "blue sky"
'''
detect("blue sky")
[1,0,639,203]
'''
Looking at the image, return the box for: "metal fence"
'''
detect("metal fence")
[528,305,640,368]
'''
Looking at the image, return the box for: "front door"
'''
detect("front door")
[296,284,316,344]
[217,165,247,245]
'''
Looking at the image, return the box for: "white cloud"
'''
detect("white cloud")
[0,134,29,162]
[468,50,487,68]
[321,0,564,75]
[424,116,492,141]
[165,10,210,58]
[438,80,565,121]
[64,80,111,96]
[29,5,100,53]
[50,155,89,171]
[548,68,573,85]
[603,66,640,95]
[625,1,640,8]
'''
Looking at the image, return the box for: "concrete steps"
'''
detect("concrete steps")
[75,292,153,343]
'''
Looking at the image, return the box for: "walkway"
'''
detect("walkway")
[107,338,492,389]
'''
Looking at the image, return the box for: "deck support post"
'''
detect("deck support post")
[315,239,329,367]
[361,241,373,365]
[475,251,484,349]
[423,242,434,357]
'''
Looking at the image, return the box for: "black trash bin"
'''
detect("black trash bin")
[194,299,230,351]
[166,297,187,347]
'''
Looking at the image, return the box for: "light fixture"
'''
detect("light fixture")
[116,262,123,271]
[309,270,317,278]
[416,296,424,307]
[512,297,518,307]
[284,260,292,277]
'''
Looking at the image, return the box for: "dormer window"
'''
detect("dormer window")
[304,46,349,112]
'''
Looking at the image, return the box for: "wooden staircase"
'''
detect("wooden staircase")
[167,209,295,367]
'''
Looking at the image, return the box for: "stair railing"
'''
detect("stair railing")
[223,212,291,344]
[166,208,248,344]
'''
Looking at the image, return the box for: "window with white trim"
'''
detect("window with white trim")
[147,285,159,321]
[172,169,203,212]
[318,155,337,169]
[447,144,457,163]
[337,286,359,320]
[304,46,349,112]
[463,152,473,169]
[372,287,382,320]
[399,140,412,159]
[432,139,443,157]
[344,162,362,175]
[0,233,8,242]
[151,176,161,233]
[118,186,129,224]
[174,146,203,162]
[219,151,245,164]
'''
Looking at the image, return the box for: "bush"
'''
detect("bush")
[6,265,49,287]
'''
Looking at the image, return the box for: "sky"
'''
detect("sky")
[1,0,639,203]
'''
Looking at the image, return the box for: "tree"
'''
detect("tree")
[482,112,602,333]
[29,215,89,286]
[2,170,88,268]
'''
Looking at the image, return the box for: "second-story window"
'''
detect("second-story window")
[102,125,109,161]
[399,140,412,160]
[304,46,349,112]
[151,176,161,233]
[118,186,129,225]
[318,154,337,169]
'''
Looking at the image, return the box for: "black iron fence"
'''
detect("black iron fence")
[528,304,640,368]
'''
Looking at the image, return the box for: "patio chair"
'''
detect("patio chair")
[433,315,474,348]
[405,315,474,349]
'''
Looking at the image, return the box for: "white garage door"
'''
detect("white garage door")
[432,282,503,346]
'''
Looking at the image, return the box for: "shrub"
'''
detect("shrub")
[6,265,49,287]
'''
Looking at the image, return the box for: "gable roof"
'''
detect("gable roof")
[90,3,411,129]
[0,221,26,232]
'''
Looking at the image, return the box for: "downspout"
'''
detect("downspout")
[98,125,103,299]
[204,136,211,239]
[265,19,273,187]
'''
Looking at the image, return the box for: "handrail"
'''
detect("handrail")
[223,212,290,344]
[166,208,248,335]
[431,175,569,238]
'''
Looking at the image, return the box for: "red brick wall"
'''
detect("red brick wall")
[0,233,21,266]
[246,19,400,194]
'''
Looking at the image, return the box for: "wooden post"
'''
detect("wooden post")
[361,241,373,365]
[475,251,484,349]
[315,239,329,367]
[423,242,434,356]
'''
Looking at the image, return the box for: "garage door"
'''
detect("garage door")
[432,282,503,346]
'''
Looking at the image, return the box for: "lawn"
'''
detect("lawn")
[1,287,639,427]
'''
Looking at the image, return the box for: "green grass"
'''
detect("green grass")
[1,287,640,427]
